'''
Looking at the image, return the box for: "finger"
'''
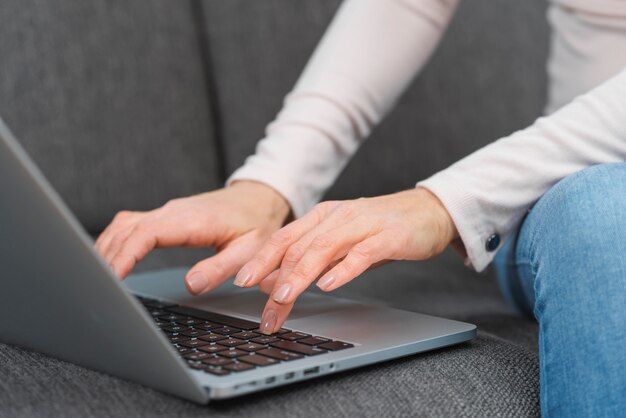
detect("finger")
[316,234,397,292]
[95,211,144,255]
[108,220,193,279]
[258,259,343,334]
[102,225,136,264]
[257,270,280,294]
[270,224,369,305]
[184,232,263,295]
[259,298,295,335]
[234,201,338,288]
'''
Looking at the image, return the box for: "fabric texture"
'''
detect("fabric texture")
[493,164,626,416]
[0,0,222,233]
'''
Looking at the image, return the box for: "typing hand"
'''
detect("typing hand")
[235,187,459,334]
[95,181,290,294]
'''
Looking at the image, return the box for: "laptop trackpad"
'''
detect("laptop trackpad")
[124,268,357,322]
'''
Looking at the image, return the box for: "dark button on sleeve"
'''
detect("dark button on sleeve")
[485,233,500,252]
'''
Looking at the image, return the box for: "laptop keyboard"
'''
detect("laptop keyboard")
[136,296,354,377]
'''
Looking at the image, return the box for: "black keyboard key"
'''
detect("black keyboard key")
[204,367,231,376]
[217,349,247,358]
[217,338,247,347]
[224,362,255,372]
[143,300,178,309]
[158,314,187,322]
[179,329,209,338]
[257,348,304,361]
[299,336,330,346]
[239,354,279,367]
[196,322,222,331]
[253,327,291,335]
[280,332,310,341]
[231,331,260,340]
[202,357,233,367]
[212,327,242,335]
[167,306,259,330]
[250,335,280,345]
[270,340,327,356]
[175,318,204,326]
[176,347,192,355]
[162,325,191,333]
[183,351,213,361]
[318,341,354,351]
[198,334,227,343]
[169,335,191,343]
[238,343,266,352]
[148,309,168,317]
[198,344,227,354]
[178,339,210,349]
[188,362,208,370]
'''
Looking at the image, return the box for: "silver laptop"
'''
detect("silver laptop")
[0,118,476,403]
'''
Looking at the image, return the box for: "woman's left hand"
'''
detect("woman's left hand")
[233,187,460,334]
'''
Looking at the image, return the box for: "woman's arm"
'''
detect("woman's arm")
[419,69,626,271]
[228,0,459,218]
[238,69,626,334]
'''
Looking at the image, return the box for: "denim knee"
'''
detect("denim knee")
[518,163,626,314]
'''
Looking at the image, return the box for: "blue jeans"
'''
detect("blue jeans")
[493,163,626,417]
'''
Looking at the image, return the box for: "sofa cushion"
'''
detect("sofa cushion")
[201,0,549,200]
[0,0,222,233]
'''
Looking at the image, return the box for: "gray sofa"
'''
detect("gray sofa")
[0,1,546,416]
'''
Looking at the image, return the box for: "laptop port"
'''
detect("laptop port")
[284,372,295,380]
[303,367,319,376]
[265,377,276,384]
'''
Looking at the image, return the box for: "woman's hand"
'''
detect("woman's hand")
[95,181,291,294]
[234,187,459,334]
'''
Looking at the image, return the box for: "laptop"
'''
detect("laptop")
[0,118,476,403]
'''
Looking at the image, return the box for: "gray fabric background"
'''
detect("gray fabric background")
[0,0,547,415]
[0,0,221,233]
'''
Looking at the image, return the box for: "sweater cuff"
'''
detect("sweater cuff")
[417,176,504,272]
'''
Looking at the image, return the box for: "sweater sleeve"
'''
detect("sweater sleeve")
[418,69,626,271]
[227,0,459,218]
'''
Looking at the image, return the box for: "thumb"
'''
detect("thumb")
[185,232,262,295]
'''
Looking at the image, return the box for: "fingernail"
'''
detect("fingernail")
[273,283,292,304]
[186,272,209,294]
[260,309,277,335]
[234,266,252,287]
[317,275,335,291]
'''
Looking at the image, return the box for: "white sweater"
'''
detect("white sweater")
[228,0,626,271]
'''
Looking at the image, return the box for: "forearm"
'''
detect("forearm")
[419,69,626,271]
[229,0,459,217]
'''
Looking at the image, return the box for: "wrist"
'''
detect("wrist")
[230,180,292,224]
[412,187,460,251]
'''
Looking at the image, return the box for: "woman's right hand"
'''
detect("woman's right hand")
[94,181,291,295]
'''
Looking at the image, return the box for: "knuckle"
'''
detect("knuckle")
[289,266,310,284]
[283,244,305,265]
[351,243,374,262]
[268,229,293,248]
[134,222,154,236]
[310,234,335,251]
[335,202,357,218]
[113,210,132,222]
